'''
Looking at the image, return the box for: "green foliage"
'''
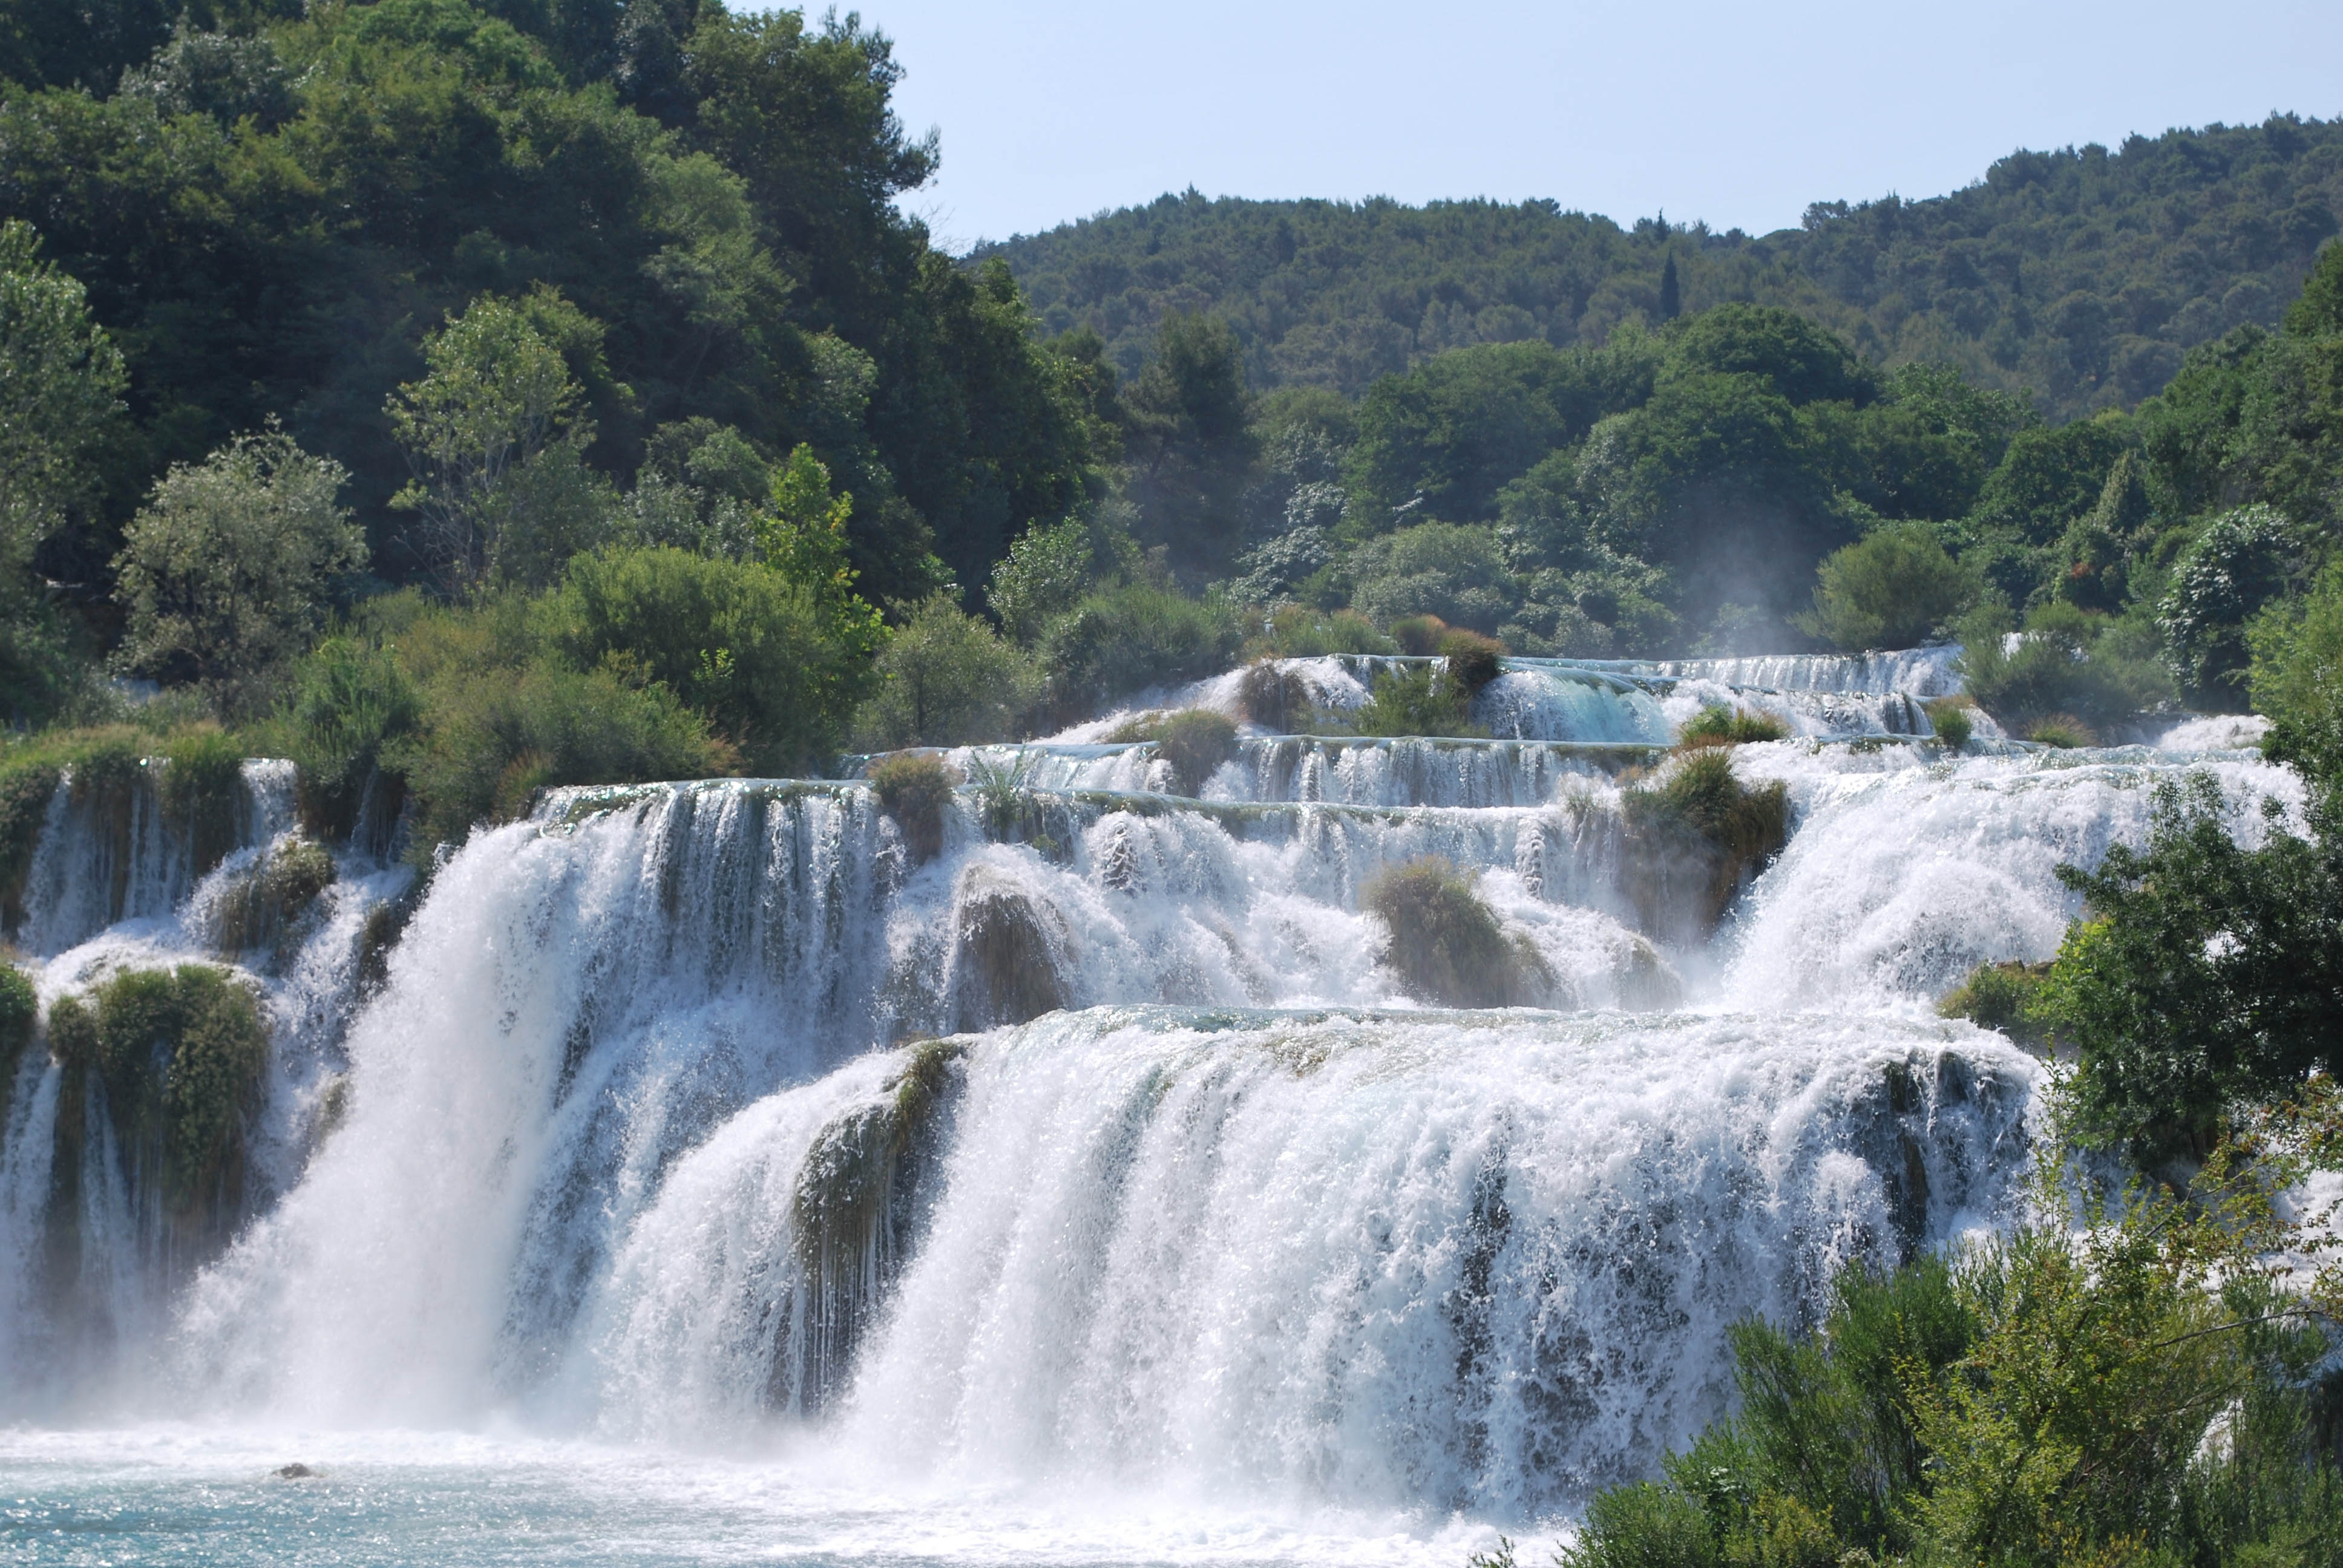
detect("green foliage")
[1037,584,1242,715]
[991,122,2343,419]
[1246,604,1394,658]
[1955,600,2174,734]
[271,634,423,844]
[1110,708,1237,795]
[865,751,953,864]
[540,544,874,771]
[1936,960,2053,1048]
[1791,523,1978,651]
[987,514,1107,644]
[0,218,124,587]
[113,426,365,704]
[215,835,336,958]
[2249,561,2343,728]
[1351,664,1483,738]
[1677,705,1789,749]
[1626,749,1792,866]
[1359,855,1548,1008]
[2025,715,2096,748]
[1348,523,1516,634]
[854,594,1037,750]
[1923,697,1973,749]
[2036,763,2343,1161]
[1559,1108,2343,1568]
[160,726,249,878]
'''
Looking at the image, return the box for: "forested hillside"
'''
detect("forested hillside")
[984,118,2343,420]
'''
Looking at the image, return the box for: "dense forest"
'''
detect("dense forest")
[985,120,2343,420]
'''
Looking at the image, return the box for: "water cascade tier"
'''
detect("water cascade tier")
[0,650,2302,1535]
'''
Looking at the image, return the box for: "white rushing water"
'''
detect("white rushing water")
[0,653,2298,1562]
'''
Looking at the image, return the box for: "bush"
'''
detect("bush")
[988,512,1132,644]
[866,751,954,864]
[1937,959,2053,1048]
[160,725,248,878]
[1387,613,1451,655]
[1955,600,2172,735]
[271,633,421,845]
[1111,708,1238,795]
[1791,523,1979,651]
[853,594,1038,750]
[1237,659,1323,731]
[111,425,365,707]
[2160,502,2299,708]
[1360,856,1548,1007]
[2247,560,2343,730]
[539,546,875,773]
[1677,704,1790,748]
[1038,584,1243,716]
[215,835,336,957]
[1437,627,1505,695]
[1351,664,1484,737]
[1246,604,1394,658]
[1923,696,1973,749]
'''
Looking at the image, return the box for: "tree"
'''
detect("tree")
[112,426,364,699]
[0,220,124,593]
[386,289,614,595]
[1122,312,1258,579]
[852,594,1038,749]
[1657,252,1680,321]
[1794,524,1979,650]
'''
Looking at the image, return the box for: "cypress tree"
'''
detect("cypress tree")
[1659,252,1682,320]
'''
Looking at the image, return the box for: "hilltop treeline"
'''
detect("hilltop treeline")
[985,120,2343,420]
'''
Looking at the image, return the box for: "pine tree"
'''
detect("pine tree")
[1659,252,1682,321]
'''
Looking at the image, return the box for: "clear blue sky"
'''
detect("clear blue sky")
[790,0,2343,251]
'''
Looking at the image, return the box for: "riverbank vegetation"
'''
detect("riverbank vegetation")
[1,2,2341,846]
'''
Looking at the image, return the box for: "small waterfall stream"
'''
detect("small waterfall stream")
[0,654,2298,1538]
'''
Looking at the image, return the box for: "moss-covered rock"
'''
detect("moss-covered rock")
[784,1036,964,1410]
[160,728,248,879]
[1362,855,1551,1008]
[1677,704,1790,748]
[948,867,1068,1030]
[215,837,336,960]
[63,964,271,1230]
[1620,749,1791,936]
[1109,708,1240,795]
[0,962,34,1125]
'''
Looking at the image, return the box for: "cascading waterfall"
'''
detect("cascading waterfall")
[0,656,2301,1545]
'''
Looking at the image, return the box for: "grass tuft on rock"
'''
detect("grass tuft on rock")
[216,837,336,958]
[867,751,955,863]
[1352,664,1486,738]
[1620,750,1792,935]
[1110,708,1239,794]
[1437,628,1506,696]
[1938,959,2055,1050]
[0,962,34,1124]
[1677,704,1790,750]
[1237,660,1320,731]
[2026,714,2096,749]
[1361,855,1550,1008]
[160,727,249,878]
[1924,697,1974,750]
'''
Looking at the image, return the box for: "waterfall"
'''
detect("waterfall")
[0,651,2298,1527]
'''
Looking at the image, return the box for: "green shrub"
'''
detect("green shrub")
[2159,502,2300,708]
[1955,600,2171,734]
[1038,584,1243,716]
[866,751,954,864]
[853,594,1038,750]
[1937,960,2053,1047]
[1109,708,1239,795]
[1348,522,1517,635]
[1437,627,1505,695]
[272,633,421,844]
[1360,855,1549,1007]
[2247,560,2343,731]
[1923,696,1973,750]
[1792,523,1979,651]
[1246,605,1394,658]
[1677,704,1790,748]
[1351,663,1484,737]
[1387,614,1451,655]
[388,656,730,847]
[539,545,875,773]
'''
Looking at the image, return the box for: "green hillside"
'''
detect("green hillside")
[983,117,2343,420]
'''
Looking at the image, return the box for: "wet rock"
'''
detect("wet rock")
[948,867,1069,1030]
